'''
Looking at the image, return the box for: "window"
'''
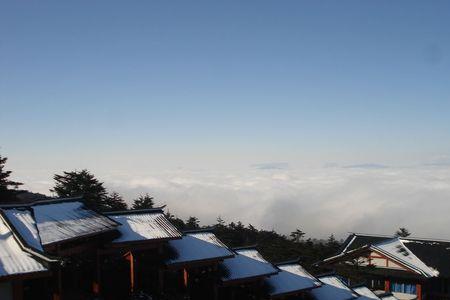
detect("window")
[390,281,417,294]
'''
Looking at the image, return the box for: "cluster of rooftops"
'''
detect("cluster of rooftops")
[0,197,403,299]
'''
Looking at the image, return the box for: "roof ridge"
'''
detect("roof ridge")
[104,206,166,216]
[232,245,258,251]
[274,258,301,266]
[351,232,450,243]
[0,196,84,208]
[316,271,336,278]
[183,226,216,234]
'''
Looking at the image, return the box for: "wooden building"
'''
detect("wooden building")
[103,207,182,299]
[2,197,387,300]
[320,234,450,300]
[164,229,234,299]
[1,197,120,300]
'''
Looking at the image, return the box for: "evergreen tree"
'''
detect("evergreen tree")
[290,228,305,243]
[395,227,411,237]
[51,169,108,211]
[318,234,342,258]
[185,216,200,229]
[216,216,225,227]
[104,191,128,212]
[132,193,154,210]
[0,154,23,202]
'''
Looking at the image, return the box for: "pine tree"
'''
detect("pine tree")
[50,169,108,211]
[185,216,200,229]
[290,229,305,243]
[216,216,225,227]
[104,191,128,212]
[132,193,154,210]
[0,154,23,202]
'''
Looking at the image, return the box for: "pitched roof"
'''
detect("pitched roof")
[0,214,48,279]
[220,248,278,283]
[165,231,233,266]
[373,238,439,277]
[0,198,119,250]
[330,234,447,277]
[31,200,118,245]
[309,274,358,300]
[264,263,321,297]
[352,285,381,300]
[107,208,181,244]
[2,208,43,252]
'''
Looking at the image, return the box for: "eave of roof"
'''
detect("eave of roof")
[220,248,278,283]
[165,232,233,267]
[265,264,322,298]
[0,210,59,263]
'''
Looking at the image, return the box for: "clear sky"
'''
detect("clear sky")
[1,1,450,238]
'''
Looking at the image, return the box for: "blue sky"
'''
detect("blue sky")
[1,1,450,237]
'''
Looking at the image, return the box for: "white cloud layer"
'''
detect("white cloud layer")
[23,165,450,240]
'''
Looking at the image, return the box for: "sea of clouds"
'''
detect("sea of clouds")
[103,164,450,240]
[24,163,450,240]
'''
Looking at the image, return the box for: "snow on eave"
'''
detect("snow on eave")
[220,248,278,282]
[352,285,381,300]
[341,234,358,254]
[165,232,233,266]
[0,211,59,265]
[321,245,371,264]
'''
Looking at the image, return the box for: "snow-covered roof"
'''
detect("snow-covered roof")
[165,231,233,266]
[32,200,118,245]
[264,263,321,297]
[372,238,439,278]
[353,285,381,299]
[0,215,48,279]
[107,209,181,244]
[309,275,357,300]
[379,293,399,300]
[329,233,450,277]
[220,248,278,283]
[2,208,43,251]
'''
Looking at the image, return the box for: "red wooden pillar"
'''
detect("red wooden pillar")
[183,268,189,288]
[124,251,135,293]
[384,279,390,292]
[416,283,422,300]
